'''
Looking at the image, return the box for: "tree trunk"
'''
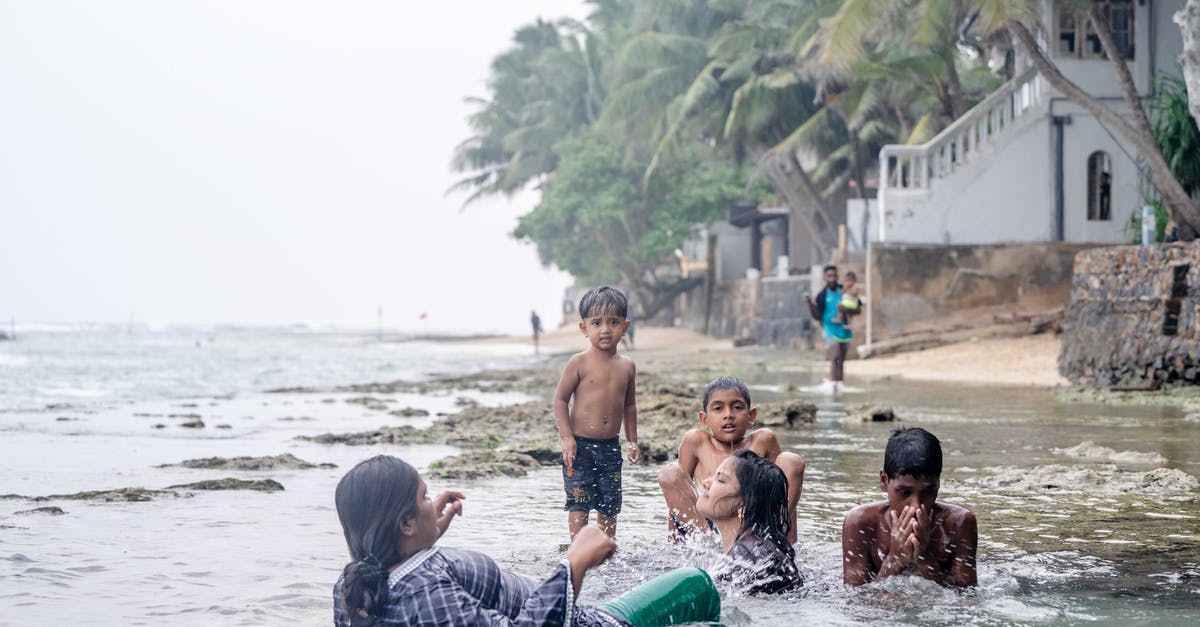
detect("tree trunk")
[944,48,967,119]
[758,153,835,260]
[1089,4,1154,144]
[1007,20,1200,237]
[764,156,831,262]
[786,151,840,233]
[1178,0,1200,128]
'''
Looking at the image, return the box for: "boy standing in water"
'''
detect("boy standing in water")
[842,427,978,587]
[657,377,807,543]
[554,286,639,540]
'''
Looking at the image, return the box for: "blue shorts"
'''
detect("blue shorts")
[563,436,622,517]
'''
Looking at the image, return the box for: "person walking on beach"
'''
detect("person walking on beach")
[553,286,639,540]
[530,310,543,354]
[806,264,858,392]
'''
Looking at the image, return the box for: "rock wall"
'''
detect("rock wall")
[679,276,813,348]
[868,243,1096,338]
[1060,243,1200,387]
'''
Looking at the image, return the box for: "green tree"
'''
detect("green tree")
[514,130,760,318]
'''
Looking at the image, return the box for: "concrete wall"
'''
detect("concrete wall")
[883,106,1055,244]
[1060,242,1199,387]
[867,242,1098,339]
[1059,106,1142,242]
[679,276,813,348]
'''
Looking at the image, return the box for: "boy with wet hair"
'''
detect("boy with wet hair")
[554,286,639,540]
[842,427,978,587]
[657,376,807,543]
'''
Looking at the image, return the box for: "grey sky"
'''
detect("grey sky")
[0,1,586,334]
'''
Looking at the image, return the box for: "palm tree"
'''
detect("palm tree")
[449,19,604,205]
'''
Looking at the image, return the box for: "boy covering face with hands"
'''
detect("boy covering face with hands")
[841,427,978,587]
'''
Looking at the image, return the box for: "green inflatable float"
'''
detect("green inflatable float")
[599,567,720,626]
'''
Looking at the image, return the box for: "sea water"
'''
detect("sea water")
[2,328,1199,625]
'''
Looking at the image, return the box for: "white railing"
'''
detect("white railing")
[879,68,1044,194]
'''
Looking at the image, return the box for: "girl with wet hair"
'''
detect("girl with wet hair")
[333,454,721,626]
[696,449,802,595]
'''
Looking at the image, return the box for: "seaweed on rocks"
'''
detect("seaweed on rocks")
[165,478,284,492]
[157,453,335,470]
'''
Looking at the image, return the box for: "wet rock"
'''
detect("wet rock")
[265,386,321,394]
[757,400,818,426]
[14,506,66,516]
[1051,441,1167,465]
[44,488,172,502]
[389,407,430,417]
[427,450,540,480]
[345,396,392,411]
[165,478,284,492]
[961,464,1199,495]
[179,419,205,428]
[845,404,897,422]
[158,453,335,470]
[300,424,425,445]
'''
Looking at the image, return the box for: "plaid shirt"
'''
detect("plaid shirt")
[332,547,627,627]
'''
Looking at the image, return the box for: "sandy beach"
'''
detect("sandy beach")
[489,325,1069,388]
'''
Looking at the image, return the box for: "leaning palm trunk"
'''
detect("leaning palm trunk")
[763,154,833,262]
[1006,21,1200,238]
[1178,0,1200,128]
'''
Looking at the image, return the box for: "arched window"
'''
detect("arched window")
[1087,151,1112,221]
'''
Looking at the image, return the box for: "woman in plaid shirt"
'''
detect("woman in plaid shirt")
[333,455,627,626]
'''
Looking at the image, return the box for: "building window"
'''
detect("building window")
[1056,0,1134,59]
[1087,151,1112,221]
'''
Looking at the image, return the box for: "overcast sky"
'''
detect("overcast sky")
[0,1,587,334]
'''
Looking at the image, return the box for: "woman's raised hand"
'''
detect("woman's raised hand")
[433,491,465,537]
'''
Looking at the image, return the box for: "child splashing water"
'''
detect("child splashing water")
[657,377,806,544]
[332,455,720,626]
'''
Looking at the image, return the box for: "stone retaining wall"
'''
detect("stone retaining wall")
[1059,243,1200,387]
[868,242,1095,338]
[679,276,813,348]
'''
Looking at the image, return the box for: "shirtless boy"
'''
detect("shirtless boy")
[554,286,639,540]
[657,376,806,543]
[841,427,978,587]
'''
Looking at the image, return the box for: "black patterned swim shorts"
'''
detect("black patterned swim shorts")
[562,435,622,517]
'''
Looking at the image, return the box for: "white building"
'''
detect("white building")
[876,0,1187,246]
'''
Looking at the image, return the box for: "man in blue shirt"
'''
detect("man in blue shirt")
[806,265,856,389]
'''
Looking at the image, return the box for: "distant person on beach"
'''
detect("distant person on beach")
[697,449,802,595]
[621,314,635,350]
[841,427,978,587]
[553,286,639,540]
[657,376,806,544]
[831,271,860,325]
[530,310,543,354]
[332,455,720,626]
[806,264,857,389]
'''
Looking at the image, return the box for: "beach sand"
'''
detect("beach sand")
[484,325,1067,388]
[849,333,1069,387]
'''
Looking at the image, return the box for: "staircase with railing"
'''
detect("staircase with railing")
[877,68,1046,241]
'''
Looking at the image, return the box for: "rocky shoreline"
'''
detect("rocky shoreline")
[296,355,821,479]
